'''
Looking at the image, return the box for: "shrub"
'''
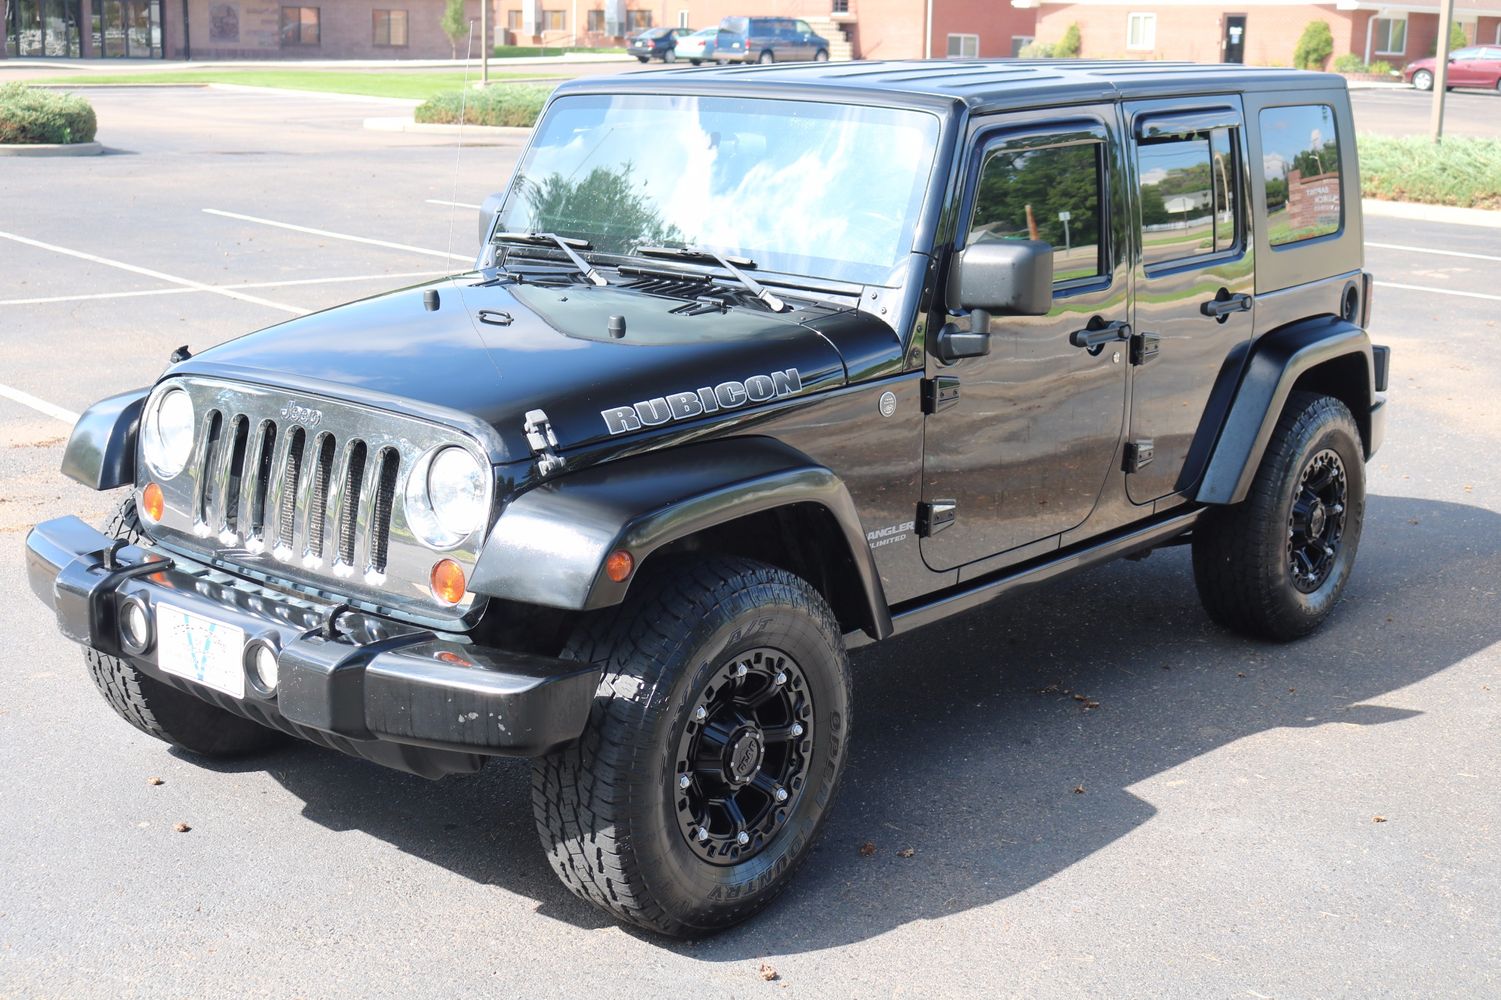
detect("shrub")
[1332,53,1366,73]
[1369,60,1395,76]
[1359,133,1501,210]
[1056,23,1082,58]
[0,83,97,144]
[1017,41,1056,59]
[415,84,553,128]
[1292,20,1334,70]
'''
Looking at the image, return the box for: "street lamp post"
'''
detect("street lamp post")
[1430,0,1456,142]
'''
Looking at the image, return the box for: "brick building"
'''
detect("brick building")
[1015,0,1501,67]
[4,0,1040,61]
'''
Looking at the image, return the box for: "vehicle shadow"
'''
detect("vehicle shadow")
[221,494,1499,952]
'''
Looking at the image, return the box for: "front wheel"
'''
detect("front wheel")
[814,49,830,62]
[532,557,851,936]
[1192,392,1366,641]
[664,49,676,63]
[1412,69,1433,91]
[690,58,702,65]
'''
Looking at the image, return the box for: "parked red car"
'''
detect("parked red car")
[1404,46,1501,91]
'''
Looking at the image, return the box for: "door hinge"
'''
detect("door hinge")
[921,375,961,414]
[1130,331,1160,366]
[1124,440,1155,474]
[523,408,566,477]
[916,500,957,537]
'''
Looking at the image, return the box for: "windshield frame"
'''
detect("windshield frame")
[491,89,955,291]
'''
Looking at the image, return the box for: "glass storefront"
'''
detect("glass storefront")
[6,0,161,56]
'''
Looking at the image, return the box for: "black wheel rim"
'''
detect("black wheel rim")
[674,647,814,865]
[1288,448,1347,593]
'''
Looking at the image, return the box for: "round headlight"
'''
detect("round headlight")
[143,387,195,479]
[406,446,487,549]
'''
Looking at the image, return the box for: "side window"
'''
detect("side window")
[968,141,1105,285]
[1137,126,1240,267]
[1259,104,1342,247]
[795,19,812,34]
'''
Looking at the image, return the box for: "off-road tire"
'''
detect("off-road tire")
[1192,391,1366,641]
[84,498,287,757]
[532,556,852,937]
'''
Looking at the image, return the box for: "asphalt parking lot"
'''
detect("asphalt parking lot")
[2,87,1499,999]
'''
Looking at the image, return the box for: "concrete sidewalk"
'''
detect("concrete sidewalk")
[0,53,631,82]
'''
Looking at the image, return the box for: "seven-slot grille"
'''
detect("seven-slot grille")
[146,377,490,620]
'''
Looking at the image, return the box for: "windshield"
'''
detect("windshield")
[495,94,941,285]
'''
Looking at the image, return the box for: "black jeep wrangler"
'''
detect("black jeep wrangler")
[27,61,1389,936]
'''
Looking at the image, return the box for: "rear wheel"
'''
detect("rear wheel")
[1192,392,1366,641]
[758,49,775,64]
[84,498,288,756]
[636,55,649,63]
[1412,69,1433,90]
[532,557,851,936]
[664,48,676,63]
[690,58,702,65]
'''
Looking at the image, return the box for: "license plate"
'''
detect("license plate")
[156,603,246,699]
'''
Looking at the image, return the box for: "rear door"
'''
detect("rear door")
[1123,100,1254,504]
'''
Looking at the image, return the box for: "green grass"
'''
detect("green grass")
[1358,133,1501,209]
[43,69,544,101]
[492,45,623,57]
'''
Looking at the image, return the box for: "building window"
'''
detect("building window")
[1126,12,1156,51]
[678,9,689,29]
[543,9,565,31]
[947,33,979,58]
[372,9,407,46]
[832,0,849,13]
[969,141,1106,285]
[1260,105,1342,247]
[507,10,523,31]
[1371,16,1405,55]
[1137,127,1241,268]
[280,6,320,46]
[586,9,604,33]
[627,9,651,31]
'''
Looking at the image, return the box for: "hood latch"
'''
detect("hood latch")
[523,409,566,477]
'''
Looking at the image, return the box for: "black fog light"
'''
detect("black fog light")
[244,638,280,696]
[119,596,153,654]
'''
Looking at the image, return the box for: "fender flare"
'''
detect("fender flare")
[60,388,148,491]
[470,436,893,640]
[1196,317,1374,505]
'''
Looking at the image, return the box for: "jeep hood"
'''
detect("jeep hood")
[170,275,896,461]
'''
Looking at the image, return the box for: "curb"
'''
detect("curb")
[1362,198,1501,228]
[364,116,533,139]
[205,83,422,106]
[0,140,103,157]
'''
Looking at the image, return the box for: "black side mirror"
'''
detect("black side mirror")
[478,192,505,247]
[934,241,1054,364]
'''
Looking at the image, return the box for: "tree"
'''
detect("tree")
[1292,20,1333,70]
[442,0,468,59]
[520,163,684,251]
[1056,23,1082,59]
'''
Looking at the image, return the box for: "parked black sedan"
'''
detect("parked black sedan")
[629,26,693,63]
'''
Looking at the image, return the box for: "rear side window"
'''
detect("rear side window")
[1260,104,1342,247]
[1137,127,1240,267]
[968,141,1105,285]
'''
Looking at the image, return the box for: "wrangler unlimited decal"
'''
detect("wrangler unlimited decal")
[600,368,804,435]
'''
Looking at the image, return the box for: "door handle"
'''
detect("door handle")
[1200,292,1252,319]
[1069,320,1131,351]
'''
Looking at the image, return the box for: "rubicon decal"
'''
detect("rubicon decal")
[601,368,803,435]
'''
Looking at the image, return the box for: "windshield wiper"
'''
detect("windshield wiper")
[494,231,608,286]
[638,245,787,313]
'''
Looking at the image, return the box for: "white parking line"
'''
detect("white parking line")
[0,270,448,308]
[0,383,79,426]
[427,198,484,210]
[1367,242,1501,264]
[204,209,472,261]
[0,230,307,316]
[1374,280,1501,302]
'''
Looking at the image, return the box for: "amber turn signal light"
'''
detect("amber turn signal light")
[429,558,467,605]
[605,549,634,583]
[141,482,165,522]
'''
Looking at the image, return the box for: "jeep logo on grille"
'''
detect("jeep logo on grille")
[279,401,324,428]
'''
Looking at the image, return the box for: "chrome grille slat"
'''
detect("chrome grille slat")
[149,377,491,620]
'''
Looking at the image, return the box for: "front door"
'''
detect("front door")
[920,110,1130,571]
[1124,100,1255,505]
[1223,15,1247,64]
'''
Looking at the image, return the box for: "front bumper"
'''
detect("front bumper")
[26,516,601,778]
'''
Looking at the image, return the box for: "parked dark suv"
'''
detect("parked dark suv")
[717,15,830,63]
[628,26,691,63]
[30,60,1387,939]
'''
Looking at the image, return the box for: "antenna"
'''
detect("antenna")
[444,19,477,265]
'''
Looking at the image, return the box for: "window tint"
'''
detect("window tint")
[1138,127,1239,267]
[968,142,1104,284]
[1260,105,1342,247]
